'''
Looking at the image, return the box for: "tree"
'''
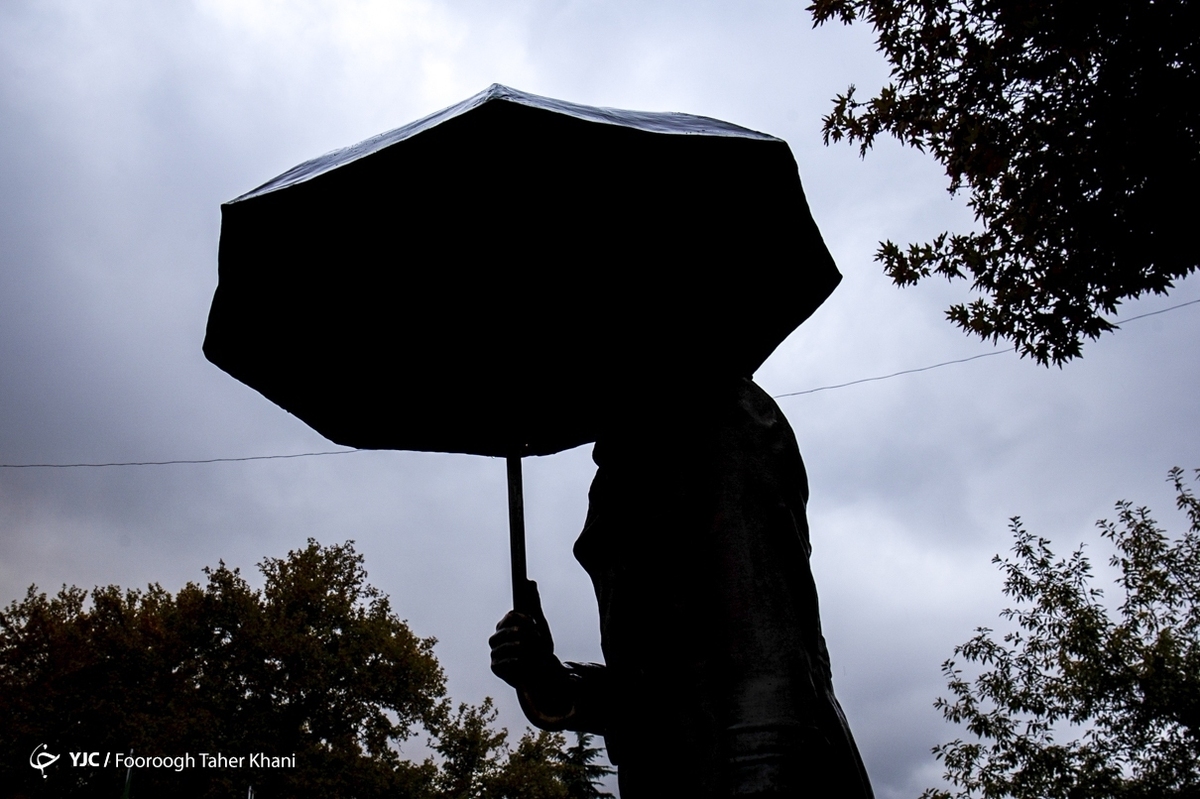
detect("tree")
[0,539,445,798]
[0,539,610,799]
[809,0,1198,365]
[558,733,614,799]
[487,728,573,799]
[922,468,1200,798]
[429,700,620,799]
[431,699,512,799]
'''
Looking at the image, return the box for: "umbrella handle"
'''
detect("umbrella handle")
[507,455,535,613]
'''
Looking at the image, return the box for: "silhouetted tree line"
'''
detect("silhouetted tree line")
[811,0,1197,364]
[923,468,1200,798]
[0,540,612,799]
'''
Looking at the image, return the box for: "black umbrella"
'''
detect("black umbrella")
[204,84,840,608]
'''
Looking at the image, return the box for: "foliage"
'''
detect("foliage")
[809,0,1198,365]
[922,468,1200,798]
[432,699,511,799]
[0,540,611,799]
[485,727,571,799]
[559,733,614,799]
[430,703,613,799]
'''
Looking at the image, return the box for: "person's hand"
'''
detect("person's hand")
[489,580,560,689]
[489,581,584,729]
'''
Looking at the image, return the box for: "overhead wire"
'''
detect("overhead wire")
[0,450,363,469]
[773,350,1002,398]
[3,297,1197,469]
[776,297,1200,398]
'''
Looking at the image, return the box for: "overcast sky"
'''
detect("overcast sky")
[1,2,1197,797]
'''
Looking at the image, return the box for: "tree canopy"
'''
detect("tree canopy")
[431,701,613,799]
[0,540,613,799]
[559,733,614,799]
[923,468,1200,798]
[809,0,1198,364]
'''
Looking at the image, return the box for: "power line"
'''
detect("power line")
[0,450,362,469]
[774,350,1003,398]
[775,297,1200,399]
[1112,297,1200,324]
[2,297,1196,470]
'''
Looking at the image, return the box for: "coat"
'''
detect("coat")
[555,378,874,798]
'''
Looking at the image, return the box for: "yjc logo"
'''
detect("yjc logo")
[70,752,104,766]
[29,743,59,778]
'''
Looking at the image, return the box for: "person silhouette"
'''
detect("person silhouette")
[489,377,873,798]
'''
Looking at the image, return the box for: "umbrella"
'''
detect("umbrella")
[204,84,840,609]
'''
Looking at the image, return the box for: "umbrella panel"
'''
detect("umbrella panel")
[205,98,838,456]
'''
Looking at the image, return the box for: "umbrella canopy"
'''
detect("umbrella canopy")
[204,84,840,459]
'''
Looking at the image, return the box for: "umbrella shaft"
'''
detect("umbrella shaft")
[506,455,528,609]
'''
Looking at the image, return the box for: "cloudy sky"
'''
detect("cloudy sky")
[1,2,1197,796]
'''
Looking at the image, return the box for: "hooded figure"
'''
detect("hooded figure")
[490,378,873,798]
